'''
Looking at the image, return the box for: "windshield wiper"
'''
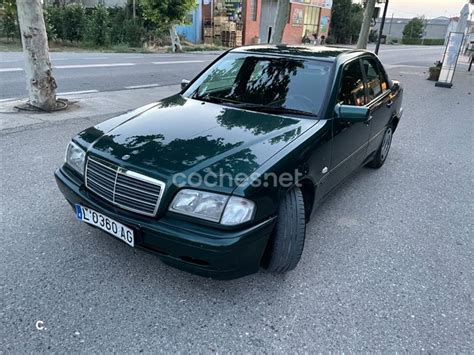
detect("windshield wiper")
[232,103,317,118]
[195,94,240,105]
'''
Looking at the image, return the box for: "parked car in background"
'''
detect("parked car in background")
[55,45,403,279]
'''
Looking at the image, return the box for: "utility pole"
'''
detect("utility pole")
[16,0,58,111]
[132,0,136,18]
[375,0,389,54]
[388,13,393,38]
[357,0,376,49]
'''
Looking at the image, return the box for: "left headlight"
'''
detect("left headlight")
[169,189,255,226]
[65,141,86,176]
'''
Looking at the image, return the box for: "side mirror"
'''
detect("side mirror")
[335,103,370,123]
[181,79,190,91]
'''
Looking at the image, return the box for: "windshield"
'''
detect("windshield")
[183,52,332,116]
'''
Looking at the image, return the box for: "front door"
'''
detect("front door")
[361,57,393,154]
[321,59,371,195]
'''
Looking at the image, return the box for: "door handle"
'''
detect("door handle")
[386,100,393,108]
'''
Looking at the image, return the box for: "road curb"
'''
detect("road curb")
[0,84,180,133]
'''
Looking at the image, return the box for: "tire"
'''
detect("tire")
[366,125,393,169]
[262,186,306,273]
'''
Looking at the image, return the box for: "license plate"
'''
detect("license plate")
[75,204,134,247]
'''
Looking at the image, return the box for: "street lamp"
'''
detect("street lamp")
[375,0,389,54]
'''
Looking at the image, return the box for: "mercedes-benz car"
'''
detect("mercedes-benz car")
[55,45,403,279]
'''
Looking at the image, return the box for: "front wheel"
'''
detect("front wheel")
[366,125,393,169]
[261,187,306,273]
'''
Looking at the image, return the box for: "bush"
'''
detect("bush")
[421,38,445,45]
[110,7,127,44]
[85,5,110,46]
[124,18,144,47]
[63,4,86,42]
[2,7,19,40]
[43,7,57,41]
[402,38,422,45]
[45,6,65,40]
[325,35,335,45]
[402,38,445,45]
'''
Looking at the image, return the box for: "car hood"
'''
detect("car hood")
[77,95,317,191]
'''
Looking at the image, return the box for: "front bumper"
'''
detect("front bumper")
[54,166,276,279]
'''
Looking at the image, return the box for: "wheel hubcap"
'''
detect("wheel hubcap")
[380,127,392,161]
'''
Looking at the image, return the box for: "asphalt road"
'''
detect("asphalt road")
[1,47,472,351]
[0,45,445,100]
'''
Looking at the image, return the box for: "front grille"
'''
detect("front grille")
[85,156,165,216]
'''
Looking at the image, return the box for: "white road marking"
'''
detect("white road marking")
[54,63,135,69]
[125,83,160,89]
[0,97,18,102]
[385,64,426,69]
[152,60,204,65]
[56,89,99,95]
[0,67,23,73]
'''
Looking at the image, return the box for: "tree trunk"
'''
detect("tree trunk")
[270,0,290,44]
[16,0,57,111]
[357,0,376,49]
[169,24,183,53]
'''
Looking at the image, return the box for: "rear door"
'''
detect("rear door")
[361,57,393,155]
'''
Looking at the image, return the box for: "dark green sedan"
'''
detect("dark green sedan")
[55,45,403,279]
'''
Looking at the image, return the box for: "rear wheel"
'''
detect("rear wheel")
[366,125,393,169]
[262,187,306,273]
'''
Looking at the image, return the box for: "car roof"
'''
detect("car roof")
[231,44,371,63]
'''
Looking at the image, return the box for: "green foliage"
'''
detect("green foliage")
[2,10,19,40]
[110,7,127,44]
[63,4,86,42]
[45,6,65,40]
[124,18,144,47]
[141,0,196,26]
[402,38,444,45]
[402,17,425,39]
[43,7,57,41]
[85,4,110,46]
[2,0,19,40]
[324,35,335,45]
[330,0,363,44]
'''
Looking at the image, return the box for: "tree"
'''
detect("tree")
[357,0,376,49]
[141,0,196,52]
[330,0,363,44]
[16,0,58,110]
[403,17,425,39]
[270,0,290,44]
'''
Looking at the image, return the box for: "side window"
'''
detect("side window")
[377,61,389,92]
[362,58,383,101]
[338,60,366,106]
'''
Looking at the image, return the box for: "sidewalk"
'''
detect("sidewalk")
[0,84,179,132]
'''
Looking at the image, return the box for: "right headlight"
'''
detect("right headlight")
[65,141,86,176]
[169,189,255,226]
